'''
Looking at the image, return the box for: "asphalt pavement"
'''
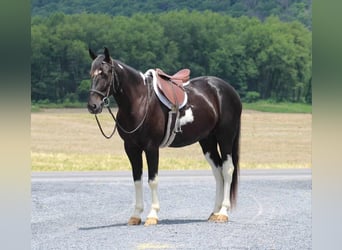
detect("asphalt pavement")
[31,169,311,249]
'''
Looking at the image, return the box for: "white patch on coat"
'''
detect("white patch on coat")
[179,108,194,126]
[117,63,124,69]
[93,69,102,76]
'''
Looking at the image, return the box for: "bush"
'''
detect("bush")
[77,79,91,102]
[244,91,260,103]
[37,99,50,105]
[64,93,78,103]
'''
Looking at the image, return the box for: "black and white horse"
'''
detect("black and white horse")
[87,47,242,226]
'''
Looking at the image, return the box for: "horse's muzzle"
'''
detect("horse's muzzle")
[87,102,103,114]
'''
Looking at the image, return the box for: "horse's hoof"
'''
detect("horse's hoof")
[208,213,229,223]
[215,214,229,222]
[144,217,158,226]
[208,213,216,221]
[128,216,142,225]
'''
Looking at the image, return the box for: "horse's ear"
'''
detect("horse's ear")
[104,47,111,63]
[89,48,97,60]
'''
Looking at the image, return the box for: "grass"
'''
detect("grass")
[31,152,211,171]
[242,101,312,113]
[31,101,86,112]
[31,108,312,171]
[32,101,311,113]
[32,152,310,172]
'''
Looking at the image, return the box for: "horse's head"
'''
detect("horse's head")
[87,47,114,114]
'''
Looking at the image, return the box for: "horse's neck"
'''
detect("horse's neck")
[113,61,146,110]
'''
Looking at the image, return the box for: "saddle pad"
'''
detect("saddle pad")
[145,69,188,110]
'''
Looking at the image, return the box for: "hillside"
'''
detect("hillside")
[31,0,312,28]
[31,1,312,105]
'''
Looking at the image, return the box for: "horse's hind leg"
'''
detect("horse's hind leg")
[214,131,237,222]
[214,153,234,222]
[200,134,236,222]
[199,136,226,221]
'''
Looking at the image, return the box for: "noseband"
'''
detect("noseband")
[90,59,150,139]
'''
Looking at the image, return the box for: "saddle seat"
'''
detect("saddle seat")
[155,68,190,108]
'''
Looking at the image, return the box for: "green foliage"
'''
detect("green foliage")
[31,0,312,29]
[31,11,312,104]
[77,79,91,102]
[244,91,261,103]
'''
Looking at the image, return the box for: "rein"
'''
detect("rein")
[90,60,150,139]
[94,106,117,139]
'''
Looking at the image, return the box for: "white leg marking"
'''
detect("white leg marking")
[218,154,234,216]
[147,176,160,219]
[179,108,194,126]
[132,180,144,218]
[205,153,223,214]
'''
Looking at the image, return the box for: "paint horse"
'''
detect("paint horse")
[87,48,242,226]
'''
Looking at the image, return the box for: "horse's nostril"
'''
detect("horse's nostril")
[87,103,97,112]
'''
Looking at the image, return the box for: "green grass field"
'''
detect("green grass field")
[242,101,312,113]
[32,101,312,113]
[31,107,312,171]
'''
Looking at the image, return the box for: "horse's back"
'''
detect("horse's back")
[189,76,242,136]
[188,76,241,116]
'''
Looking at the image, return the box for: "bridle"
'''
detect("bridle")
[89,59,150,139]
[89,60,118,104]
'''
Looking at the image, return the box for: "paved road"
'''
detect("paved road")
[31,169,311,249]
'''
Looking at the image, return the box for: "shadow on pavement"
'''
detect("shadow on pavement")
[159,219,207,225]
[79,223,128,230]
[79,219,207,230]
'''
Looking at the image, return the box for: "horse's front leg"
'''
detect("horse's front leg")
[144,149,160,226]
[125,143,144,225]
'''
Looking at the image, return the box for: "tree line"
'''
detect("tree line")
[32,0,312,29]
[31,11,312,104]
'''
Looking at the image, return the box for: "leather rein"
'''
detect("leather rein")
[89,60,150,139]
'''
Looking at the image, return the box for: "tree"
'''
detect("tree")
[31,12,311,104]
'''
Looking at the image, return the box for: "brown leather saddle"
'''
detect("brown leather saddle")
[155,68,190,108]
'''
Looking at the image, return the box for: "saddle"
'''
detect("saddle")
[155,68,190,109]
[153,68,191,146]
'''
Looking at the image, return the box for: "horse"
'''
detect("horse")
[87,47,242,226]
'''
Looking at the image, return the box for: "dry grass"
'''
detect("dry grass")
[31,108,311,171]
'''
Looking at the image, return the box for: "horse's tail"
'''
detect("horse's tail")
[230,117,241,208]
